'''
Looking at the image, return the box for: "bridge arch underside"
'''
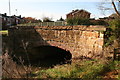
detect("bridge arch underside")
[8,43,72,67]
[27,45,72,67]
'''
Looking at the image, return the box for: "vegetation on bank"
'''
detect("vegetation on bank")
[67,18,91,25]
[2,52,120,79]
[33,60,120,79]
[66,18,108,26]
[104,19,120,46]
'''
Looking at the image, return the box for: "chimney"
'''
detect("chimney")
[19,15,21,18]
[4,13,7,16]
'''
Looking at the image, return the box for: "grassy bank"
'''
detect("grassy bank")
[33,60,120,80]
[2,53,120,79]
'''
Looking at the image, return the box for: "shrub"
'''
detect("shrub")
[67,18,91,25]
[104,19,120,46]
[95,20,108,25]
[43,17,53,22]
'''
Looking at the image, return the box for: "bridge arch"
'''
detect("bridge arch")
[7,25,106,64]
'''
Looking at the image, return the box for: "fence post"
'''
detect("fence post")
[62,21,64,26]
[113,48,117,60]
[47,22,48,26]
[54,22,55,26]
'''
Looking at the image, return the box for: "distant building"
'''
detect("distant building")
[99,17,110,21]
[66,9,91,19]
[99,13,120,22]
[0,13,10,30]
[0,13,23,30]
[109,13,119,19]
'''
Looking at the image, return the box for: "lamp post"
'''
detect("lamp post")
[15,9,18,15]
[9,0,11,16]
[9,0,11,27]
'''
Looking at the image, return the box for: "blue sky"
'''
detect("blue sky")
[0,0,116,21]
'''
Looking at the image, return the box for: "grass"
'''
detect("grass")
[32,60,120,79]
[2,53,120,79]
[2,52,120,79]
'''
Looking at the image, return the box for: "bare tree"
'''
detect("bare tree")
[111,0,120,17]
[98,0,120,18]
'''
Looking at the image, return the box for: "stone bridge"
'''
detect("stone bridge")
[8,25,106,60]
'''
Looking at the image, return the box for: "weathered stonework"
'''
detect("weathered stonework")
[8,25,106,59]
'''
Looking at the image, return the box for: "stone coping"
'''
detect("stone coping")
[9,25,106,31]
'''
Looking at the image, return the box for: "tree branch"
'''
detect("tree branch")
[111,0,120,17]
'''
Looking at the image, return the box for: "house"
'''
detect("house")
[66,9,91,19]
[98,13,120,22]
[109,13,120,19]
[0,13,10,30]
[0,13,23,30]
[10,15,22,25]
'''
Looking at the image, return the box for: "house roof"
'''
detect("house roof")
[0,13,22,19]
[66,9,91,15]
[79,9,91,14]
[109,13,119,18]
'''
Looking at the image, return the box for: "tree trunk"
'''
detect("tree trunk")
[112,0,120,18]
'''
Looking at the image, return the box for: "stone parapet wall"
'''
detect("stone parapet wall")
[17,25,105,30]
[8,25,106,59]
